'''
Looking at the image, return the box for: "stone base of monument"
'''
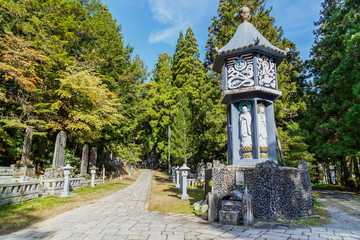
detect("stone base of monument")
[219,210,241,225]
[10,165,35,177]
[205,161,315,221]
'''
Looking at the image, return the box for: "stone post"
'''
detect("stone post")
[242,188,255,227]
[90,166,98,187]
[52,131,67,169]
[80,144,89,174]
[208,192,218,222]
[61,164,74,197]
[172,166,176,183]
[176,167,180,188]
[88,147,97,172]
[102,165,105,184]
[180,164,190,200]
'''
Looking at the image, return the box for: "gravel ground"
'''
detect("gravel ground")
[315,189,360,230]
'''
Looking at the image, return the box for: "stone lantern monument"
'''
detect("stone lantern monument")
[212,7,287,166]
[206,7,315,222]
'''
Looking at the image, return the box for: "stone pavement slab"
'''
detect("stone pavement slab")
[1,170,360,240]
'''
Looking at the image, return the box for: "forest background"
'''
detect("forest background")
[0,0,359,188]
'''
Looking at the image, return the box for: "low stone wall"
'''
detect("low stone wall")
[0,182,40,206]
[0,178,103,206]
[206,161,315,220]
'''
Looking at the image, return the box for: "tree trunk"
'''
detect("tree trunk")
[341,157,350,186]
[353,157,360,189]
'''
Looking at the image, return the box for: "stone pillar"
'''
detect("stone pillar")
[172,166,176,183]
[180,164,190,200]
[242,190,255,227]
[61,164,74,197]
[52,131,67,169]
[20,128,34,166]
[88,147,97,172]
[176,167,180,188]
[80,144,89,174]
[208,192,218,222]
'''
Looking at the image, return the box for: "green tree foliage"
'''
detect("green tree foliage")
[142,53,174,163]
[170,91,193,165]
[205,0,313,166]
[0,0,147,169]
[306,0,360,186]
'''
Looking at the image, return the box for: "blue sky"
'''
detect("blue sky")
[102,0,322,75]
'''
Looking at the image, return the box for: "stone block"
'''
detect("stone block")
[219,210,240,225]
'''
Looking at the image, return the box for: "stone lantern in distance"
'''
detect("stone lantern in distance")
[212,7,287,166]
[61,164,74,197]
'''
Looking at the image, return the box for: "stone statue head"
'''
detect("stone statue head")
[242,106,248,113]
[240,7,251,23]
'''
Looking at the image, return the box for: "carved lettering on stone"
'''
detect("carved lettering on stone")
[80,144,89,174]
[52,131,67,169]
[257,54,276,89]
[227,54,254,89]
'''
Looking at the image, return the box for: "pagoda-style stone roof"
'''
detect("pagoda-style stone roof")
[213,22,286,73]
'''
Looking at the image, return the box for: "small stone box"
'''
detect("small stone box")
[219,210,241,225]
[219,191,243,225]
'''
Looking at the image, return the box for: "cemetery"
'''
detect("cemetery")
[1,0,360,239]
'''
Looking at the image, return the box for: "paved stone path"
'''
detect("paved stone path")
[2,170,360,240]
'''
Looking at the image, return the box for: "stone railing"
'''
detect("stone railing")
[0,182,40,206]
[0,178,106,206]
[40,178,83,197]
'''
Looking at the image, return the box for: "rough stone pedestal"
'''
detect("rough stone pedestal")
[219,210,241,225]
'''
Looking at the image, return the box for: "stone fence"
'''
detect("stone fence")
[0,182,40,206]
[0,178,103,206]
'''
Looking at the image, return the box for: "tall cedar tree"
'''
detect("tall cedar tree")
[205,0,314,166]
[170,91,192,165]
[142,53,175,163]
[173,28,227,166]
[306,0,360,186]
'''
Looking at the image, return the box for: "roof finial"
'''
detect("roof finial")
[240,7,251,23]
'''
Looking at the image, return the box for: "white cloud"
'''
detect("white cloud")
[148,0,217,44]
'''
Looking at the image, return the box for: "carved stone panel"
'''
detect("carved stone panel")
[257,54,276,89]
[227,54,254,89]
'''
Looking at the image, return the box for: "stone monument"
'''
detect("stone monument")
[206,6,315,221]
[80,144,89,175]
[88,147,97,172]
[52,131,67,169]
[11,128,36,176]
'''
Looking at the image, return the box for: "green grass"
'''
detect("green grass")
[149,171,205,215]
[0,173,139,234]
[292,200,330,226]
[312,183,359,192]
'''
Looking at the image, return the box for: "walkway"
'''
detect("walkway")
[315,189,360,231]
[2,170,360,240]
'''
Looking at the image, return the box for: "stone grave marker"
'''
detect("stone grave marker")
[52,131,67,169]
[80,144,89,174]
